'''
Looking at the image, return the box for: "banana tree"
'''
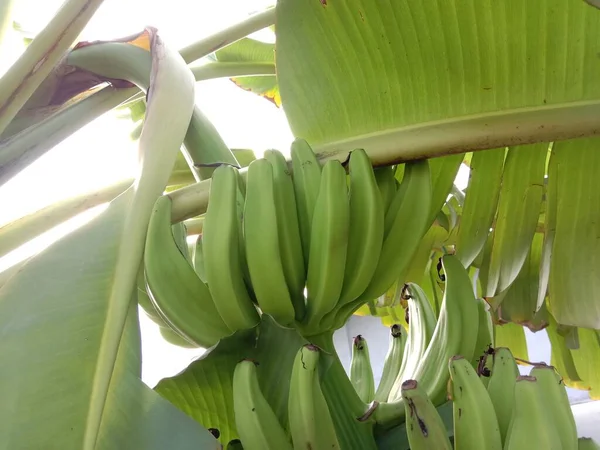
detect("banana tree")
[0,0,599,449]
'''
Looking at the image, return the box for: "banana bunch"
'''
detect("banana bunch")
[396,347,581,450]
[231,345,340,450]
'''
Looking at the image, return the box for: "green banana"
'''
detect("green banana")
[290,138,322,267]
[359,159,432,302]
[579,438,600,450]
[378,255,479,428]
[350,335,375,403]
[159,325,199,348]
[477,350,494,388]
[232,359,293,450]
[304,160,350,332]
[202,165,260,332]
[375,324,407,402]
[264,149,306,321]
[288,345,340,450]
[486,347,519,445]
[171,221,191,262]
[455,148,505,267]
[339,149,384,305]
[504,376,562,450]
[144,195,231,347]
[391,283,437,400]
[401,379,452,450]
[530,364,578,450]
[374,165,397,214]
[472,297,494,367]
[192,233,207,282]
[243,159,295,327]
[448,355,502,450]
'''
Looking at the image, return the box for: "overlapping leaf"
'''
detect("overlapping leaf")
[547,137,600,329]
[455,148,505,267]
[484,143,547,297]
[215,37,279,106]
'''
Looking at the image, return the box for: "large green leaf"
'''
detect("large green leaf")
[215,38,279,106]
[0,193,216,449]
[154,331,257,445]
[485,144,547,297]
[275,0,600,161]
[155,318,307,446]
[547,137,600,329]
[0,30,208,448]
[455,148,506,267]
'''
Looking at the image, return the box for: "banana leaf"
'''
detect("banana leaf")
[275,0,600,162]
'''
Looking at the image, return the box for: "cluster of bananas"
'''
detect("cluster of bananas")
[140,138,433,347]
[231,345,341,449]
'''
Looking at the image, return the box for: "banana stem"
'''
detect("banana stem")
[179,7,276,64]
[191,62,275,81]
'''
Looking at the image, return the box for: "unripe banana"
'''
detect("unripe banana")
[377,256,479,428]
[375,324,407,402]
[144,195,231,347]
[244,159,295,327]
[264,149,306,321]
[202,165,260,332]
[339,148,384,305]
[448,355,502,450]
[232,359,293,450]
[486,347,519,445]
[304,160,350,332]
[192,233,207,282]
[159,325,198,348]
[356,159,432,303]
[401,379,452,450]
[374,166,397,213]
[350,335,375,403]
[504,376,562,450]
[472,297,494,367]
[171,221,191,262]
[392,283,437,398]
[530,364,578,450]
[291,138,322,266]
[288,345,340,450]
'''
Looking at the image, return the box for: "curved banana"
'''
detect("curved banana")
[375,324,407,402]
[290,138,322,266]
[355,159,432,303]
[192,233,207,282]
[530,364,578,450]
[504,375,562,450]
[159,325,199,349]
[350,335,375,403]
[202,165,260,332]
[264,149,306,321]
[339,149,384,305]
[401,379,452,450]
[374,165,397,213]
[171,220,191,262]
[486,347,519,445]
[288,344,340,450]
[448,355,502,450]
[232,359,293,450]
[472,297,494,367]
[377,255,479,428]
[144,195,231,347]
[243,159,295,327]
[304,160,350,332]
[392,282,438,398]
